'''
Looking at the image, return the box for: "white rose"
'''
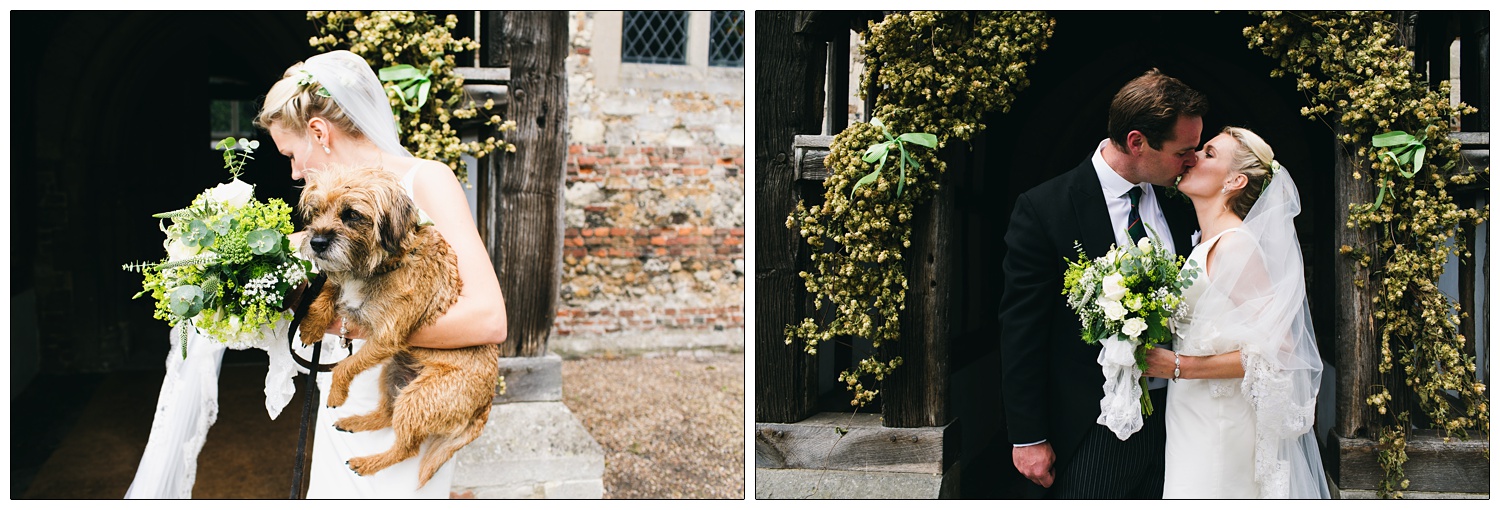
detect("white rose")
[166,238,201,262]
[209,179,255,209]
[1099,298,1128,322]
[1121,317,1147,338]
[1101,272,1127,301]
[1137,236,1154,254]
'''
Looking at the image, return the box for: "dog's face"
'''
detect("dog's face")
[297,165,418,275]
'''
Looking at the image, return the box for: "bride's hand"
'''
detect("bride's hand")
[1144,346,1178,379]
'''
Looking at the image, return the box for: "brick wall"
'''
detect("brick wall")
[556,12,745,347]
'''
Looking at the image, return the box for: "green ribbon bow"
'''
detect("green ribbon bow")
[850,117,938,199]
[378,64,433,113]
[1368,128,1430,210]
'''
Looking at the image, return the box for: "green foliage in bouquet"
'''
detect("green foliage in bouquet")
[124,137,315,356]
[308,10,517,186]
[1062,235,1198,415]
[785,11,1053,408]
[1246,11,1488,498]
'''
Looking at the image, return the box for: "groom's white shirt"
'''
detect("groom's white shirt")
[1015,140,1180,448]
[1092,139,1176,260]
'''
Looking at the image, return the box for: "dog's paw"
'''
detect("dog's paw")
[346,457,376,476]
[326,392,348,408]
[333,423,352,433]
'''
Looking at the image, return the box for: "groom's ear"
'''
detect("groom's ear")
[1125,130,1147,155]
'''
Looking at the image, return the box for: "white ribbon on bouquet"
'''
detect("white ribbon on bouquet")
[1095,334,1145,440]
[124,318,300,499]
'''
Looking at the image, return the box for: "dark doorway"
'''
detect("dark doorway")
[10,10,317,497]
[951,11,1333,497]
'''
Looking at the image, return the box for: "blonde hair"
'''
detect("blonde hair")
[1222,126,1274,218]
[254,61,365,139]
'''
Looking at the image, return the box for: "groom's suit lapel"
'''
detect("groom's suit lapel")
[1068,160,1117,260]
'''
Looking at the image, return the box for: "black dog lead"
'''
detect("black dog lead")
[285,273,344,499]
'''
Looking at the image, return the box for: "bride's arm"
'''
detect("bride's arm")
[401,161,509,349]
[1144,347,1244,379]
[1144,230,1270,380]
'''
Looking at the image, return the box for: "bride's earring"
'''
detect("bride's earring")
[323,144,331,154]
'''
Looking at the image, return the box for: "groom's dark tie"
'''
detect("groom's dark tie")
[1126,187,1147,243]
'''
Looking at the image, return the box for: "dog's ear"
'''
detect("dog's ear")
[296,178,320,221]
[380,193,418,255]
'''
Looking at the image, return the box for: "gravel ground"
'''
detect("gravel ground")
[561,351,745,499]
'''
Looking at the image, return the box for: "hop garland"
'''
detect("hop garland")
[308,11,518,186]
[1246,11,1488,498]
[785,11,1053,407]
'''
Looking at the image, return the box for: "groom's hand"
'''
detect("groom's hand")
[1013,442,1056,488]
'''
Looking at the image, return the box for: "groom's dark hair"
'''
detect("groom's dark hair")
[1107,69,1208,151]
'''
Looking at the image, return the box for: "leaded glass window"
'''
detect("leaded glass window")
[709,11,744,68]
[209,99,258,146]
[622,11,688,65]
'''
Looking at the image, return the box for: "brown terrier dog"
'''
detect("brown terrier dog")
[296,165,499,488]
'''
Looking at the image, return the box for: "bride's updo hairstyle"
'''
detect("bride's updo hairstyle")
[1223,126,1275,219]
[255,52,366,139]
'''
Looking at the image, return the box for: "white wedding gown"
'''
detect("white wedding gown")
[1163,166,1330,499]
[1163,229,1260,497]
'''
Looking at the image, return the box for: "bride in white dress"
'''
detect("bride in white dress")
[125,50,506,499]
[1144,127,1330,499]
[257,50,509,498]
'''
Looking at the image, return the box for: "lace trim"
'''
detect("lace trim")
[1241,350,1316,498]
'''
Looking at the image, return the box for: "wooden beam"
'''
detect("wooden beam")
[756,11,827,423]
[480,11,568,357]
[754,413,952,474]
[1333,129,1380,439]
[1333,430,1490,493]
[882,145,957,428]
[793,135,833,181]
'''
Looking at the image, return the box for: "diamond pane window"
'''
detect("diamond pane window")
[709,11,744,68]
[622,11,688,65]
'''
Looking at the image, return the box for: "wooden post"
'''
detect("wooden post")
[882,145,957,428]
[479,11,568,357]
[755,11,826,423]
[1332,131,1380,440]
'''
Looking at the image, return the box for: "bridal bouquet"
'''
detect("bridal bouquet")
[1062,234,1198,438]
[124,137,314,356]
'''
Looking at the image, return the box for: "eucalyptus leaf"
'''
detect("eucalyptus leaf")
[168,285,205,318]
[208,215,233,235]
[248,229,283,255]
[186,220,216,248]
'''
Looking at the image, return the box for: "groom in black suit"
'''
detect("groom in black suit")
[999,69,1205,499]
